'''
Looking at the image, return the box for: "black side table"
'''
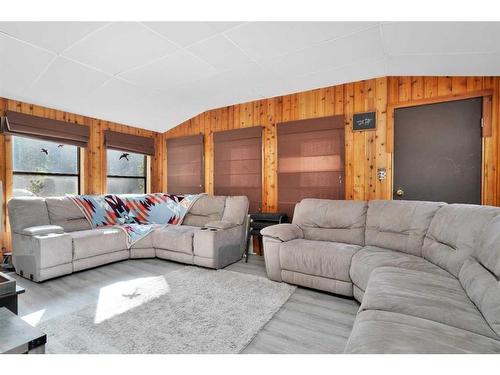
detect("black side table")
[0,284,25,315]
[245,213,288,262]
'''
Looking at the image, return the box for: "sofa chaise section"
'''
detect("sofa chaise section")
[344,310,500,354]
[347,202,500,353]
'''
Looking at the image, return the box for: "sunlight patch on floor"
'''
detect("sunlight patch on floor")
[21,309,46,327]
[94,276,169,324]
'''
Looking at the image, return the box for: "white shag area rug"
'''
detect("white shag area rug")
[38,267,295,354]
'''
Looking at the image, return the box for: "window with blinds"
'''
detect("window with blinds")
[166,134,204,194]
[213,127,262,213]
[277,115,345,218]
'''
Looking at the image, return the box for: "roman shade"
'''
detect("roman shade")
[104,130,155,156]
[213,127,262,213]
[166,134,204,194]
[277,115,345,218]
[1,111,90,147]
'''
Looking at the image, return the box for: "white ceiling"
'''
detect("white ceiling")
[1,22,500,132]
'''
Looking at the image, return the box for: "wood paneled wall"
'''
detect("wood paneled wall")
[164,76,500,212]
[0,98,164,249]
[1,76,499,249]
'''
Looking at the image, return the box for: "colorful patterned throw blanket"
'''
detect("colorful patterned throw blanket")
[68,193,203,247]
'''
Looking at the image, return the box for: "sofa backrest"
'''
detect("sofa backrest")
[292,199,368,246]
[221,196,249,225]
[365,200,445,257]
[182,195,227,227]
[459,215,500,338]
[423,204,500,277]
[45,196,92,232]
[8,197,50,234]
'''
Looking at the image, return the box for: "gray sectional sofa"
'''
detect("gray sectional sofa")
[8,195,249,282]
[262,198,500,353]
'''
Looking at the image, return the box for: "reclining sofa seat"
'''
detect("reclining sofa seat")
[8,194,249,282]
[262,198,500,353]
[262,198,368,297]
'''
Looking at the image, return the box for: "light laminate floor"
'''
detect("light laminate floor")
[10,255,359,354]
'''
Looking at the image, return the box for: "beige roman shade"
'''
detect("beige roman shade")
[213,126,262,213]
[166,134,204,194]
[277,115,345,218]
[104,130,155,156]
[1,110,90,147]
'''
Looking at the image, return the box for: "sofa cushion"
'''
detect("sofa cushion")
[345,310,500,354]
[280,238,360,281]
[182,195,226,227]
[459,215,500,337]
[422,204,500,277]
[292,199,368,246]
[365,200,445,256]
[70,228,128,260]
[45,196,91,232]
[221,196,249,225]
[130,224,163,249]
[350,245,450,291]
[8,197,50,233]
[360,266,497,339]
[153,225,199,254]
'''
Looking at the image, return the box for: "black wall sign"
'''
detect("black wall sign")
[353,112,376,131]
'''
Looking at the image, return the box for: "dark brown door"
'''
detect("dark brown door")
[394,98,482,204]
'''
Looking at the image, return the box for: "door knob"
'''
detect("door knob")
[395,188,405,197]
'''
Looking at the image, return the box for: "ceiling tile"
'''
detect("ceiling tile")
[63,22,179,75]
[119,50,217,91]
[143,22,241,47]
[288,58,387,94]
[0,22,106,53]
[387,53,500,76]
[77,79,160,128]
[0,34,55,98]
[25,57,110,110]
[225,22,379,62]
[188,35,253,71]
[382,22,500,55]
[259,27,385,78]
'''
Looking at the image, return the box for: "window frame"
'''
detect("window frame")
[105,149,148,194]
[12,135,82,196]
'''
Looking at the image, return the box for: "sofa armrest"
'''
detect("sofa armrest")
[193,225,245,268]
[205,220,239,230]
[21,225,64,236]
[263,236,283,282]
[260,223,303,242]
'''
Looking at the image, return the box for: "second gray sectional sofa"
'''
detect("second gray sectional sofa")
[261,198,500,353]
[8,194,249,282]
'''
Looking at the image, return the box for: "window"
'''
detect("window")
[213,127,262,213]
[106,149,147,194]
[166,134,204,194]
[12,136,80,197]
[277,115,345,218]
